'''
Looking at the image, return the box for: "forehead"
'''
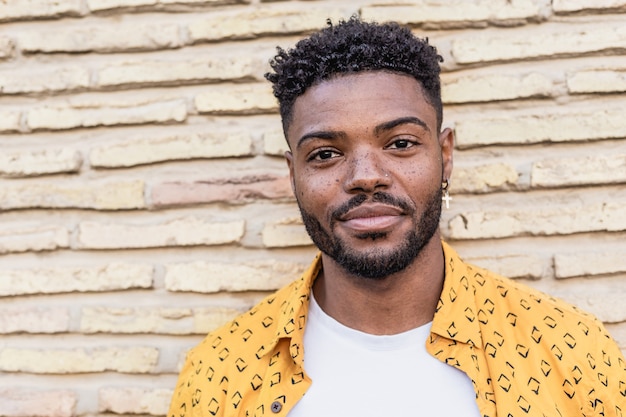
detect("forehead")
[286,72,437,147]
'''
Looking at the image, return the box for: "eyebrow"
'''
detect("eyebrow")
[296,130,346,150]
[295,116,430,149]
[373,116,430,136]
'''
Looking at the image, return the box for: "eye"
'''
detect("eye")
[386,138,416,150]
[308,149,340,162]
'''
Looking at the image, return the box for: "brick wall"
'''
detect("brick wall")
[0,0,625,415]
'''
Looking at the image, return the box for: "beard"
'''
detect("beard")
[297,188,442,280]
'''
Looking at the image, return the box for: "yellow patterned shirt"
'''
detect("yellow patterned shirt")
[168,242,626,417]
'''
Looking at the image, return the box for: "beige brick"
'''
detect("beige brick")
[451,163,519,193]
[553,0,626,13]
[0,66,89,95]
[0,307,69,333]
[81,306,240,334]
[88,0,157,12]
[27,99,187,131]
[447,200,625,239]
[90,130,252,168]
[467,254,547,280]
[264,129,288,156]
[77,217,245,249]
[555,251,626,278]
[0,148,82,177]
[99,387,171,415]
[18,22,182,53]
[188,7,348,41]
[0,36,15,59]
[262,217,312,248]
[531,154,626,187]
[455,108,624,148]
[362,0,543,26]
[0,110,21,133]
[96,56,259,88]
[0,224,69,255]
[165,259,306,293]
[550,279,626,323]
[0,179,145,210]
[605,323,626,348]
[0,0,82,22]
[0,388,76,417]
[151,174,292,207]
[195,83,276,114]
[0,346,158,373]
[0,264,153,297]
[452,23,626,64]
[567,68,626,94]
[442,72,553,104]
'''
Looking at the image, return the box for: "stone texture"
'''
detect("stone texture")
[0,264,153,297]
[262,217,312,248]
[550,279,626,323]
[447,200,625,239]
[0,0,83,22]
[151,174,293,207]
[0,148,82,177]
[455,108,625,148]
[188,7,347,41]
[0,67,89,95]
[0,179,145,210]
[0,110,21,133]
[531,154,626,187]
[452,23,626,64]
[0,347,158,373]
[88,0,157,11]
[553,0,626,12]
[194,83,277,114]
[466,254,547,280]
[0,307,70,333]
[264,129,288,156]
[90,130,252,168]
[18,22,182,53]
[555,251,626,278]
[0,36,14,59]
[451,163,520,193]
[96,56,258,88]
[77,217,245,249]
[361,0,544,26]
[0,224,69,254]
[81,306,241,334]
[165,259,306,293]
[27,99,187,131]
[567,68,626,94]
[98,387,171,415]
[0,388,76,417]
[442,72,553,103]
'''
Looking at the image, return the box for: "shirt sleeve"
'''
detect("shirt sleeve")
[584,323,626,416]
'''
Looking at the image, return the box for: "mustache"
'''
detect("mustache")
[331,192,415,220]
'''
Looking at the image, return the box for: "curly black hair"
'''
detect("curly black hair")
[265,16,444,135]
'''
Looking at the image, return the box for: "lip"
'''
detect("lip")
[338,204,404,232]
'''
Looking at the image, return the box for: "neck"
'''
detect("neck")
[313,234,446,335]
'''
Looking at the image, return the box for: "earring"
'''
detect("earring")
[442,179,452,209]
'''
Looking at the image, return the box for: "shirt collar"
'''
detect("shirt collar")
[431,241,483,348]
[268,242,483,357]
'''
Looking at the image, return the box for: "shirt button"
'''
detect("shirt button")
[271,401,282,413]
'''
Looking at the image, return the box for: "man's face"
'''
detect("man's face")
[285,72,454,279]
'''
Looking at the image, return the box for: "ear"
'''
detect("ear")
[439,127,454,181]
[285,150,296,195]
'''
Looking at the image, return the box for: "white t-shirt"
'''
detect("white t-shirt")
[288,294,481,417]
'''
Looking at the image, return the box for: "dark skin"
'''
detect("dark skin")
[285,72,454,335]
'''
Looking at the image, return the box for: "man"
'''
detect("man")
[168,17,625,416]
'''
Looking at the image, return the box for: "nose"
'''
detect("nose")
[343,150,391,193]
